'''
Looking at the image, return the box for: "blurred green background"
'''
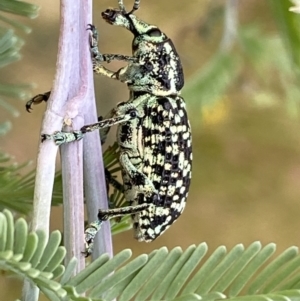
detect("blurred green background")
[1,0,300,299]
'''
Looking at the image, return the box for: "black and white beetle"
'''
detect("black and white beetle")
[27,0,192,256]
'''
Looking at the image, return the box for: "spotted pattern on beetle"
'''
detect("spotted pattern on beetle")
[27,0,192,256]
[121,95,192,241]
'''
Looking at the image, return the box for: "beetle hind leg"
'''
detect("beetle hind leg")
[83,203,149,256]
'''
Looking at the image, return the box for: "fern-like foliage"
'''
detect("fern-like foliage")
[2,208,300,301]
[0,0,39,133]
[0,209,66,299]
[0,142,130,235]
[67,243,300,301]
[0,142,130,233]
[0,151,63,214]
[0,152,35,214]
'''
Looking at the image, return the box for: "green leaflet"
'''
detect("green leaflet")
[2,210,300,300]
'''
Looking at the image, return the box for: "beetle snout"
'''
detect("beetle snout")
[102,9,117,23]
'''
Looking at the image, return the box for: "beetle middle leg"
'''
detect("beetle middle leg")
[41,106,138,145]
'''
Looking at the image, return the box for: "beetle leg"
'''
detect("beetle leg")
[83,202,148,257]
[26,91,51,112]
[42,107,138,145]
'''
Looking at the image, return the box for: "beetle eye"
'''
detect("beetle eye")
[129,109,137,118]
[147,28,162,37]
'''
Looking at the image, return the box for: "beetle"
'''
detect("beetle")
[27,0,192,256]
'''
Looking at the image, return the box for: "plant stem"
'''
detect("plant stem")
[83,98,113,260]
[22,0,114,299]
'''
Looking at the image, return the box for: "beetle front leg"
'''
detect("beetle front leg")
[88,24,136,64]
[88,24,136,79]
